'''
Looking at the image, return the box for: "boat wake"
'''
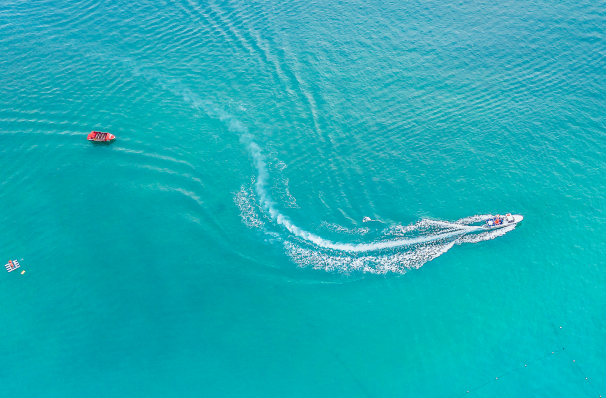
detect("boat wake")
[123,65,516,274]
[233,119,515,273]
[235,185,512,273]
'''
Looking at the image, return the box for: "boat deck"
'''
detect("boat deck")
[87,131,115,142]
[91,132,109,141]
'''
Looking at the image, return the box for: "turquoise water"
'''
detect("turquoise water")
[1,0,605,396]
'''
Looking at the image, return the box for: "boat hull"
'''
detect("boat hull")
[87,131,115,142]
[483,214,523,230]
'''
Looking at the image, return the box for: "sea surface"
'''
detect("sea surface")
[1,0,605,396]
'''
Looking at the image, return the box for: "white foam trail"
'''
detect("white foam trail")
[287,227,465,252]
[239,126,503,255]
[320,221,370,235]
[234,185,265,229]
[426,219,481,231]
[285,239,457,274]
[129,69,517,271]
[456,214,494,224]
[456,224,514,244]
[383,223,421,236]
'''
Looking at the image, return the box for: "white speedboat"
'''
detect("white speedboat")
[483,213,523,229]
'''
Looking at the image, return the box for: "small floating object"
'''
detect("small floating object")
[20,270,25,274]
[87,131,115,142]
[4,259,20,273]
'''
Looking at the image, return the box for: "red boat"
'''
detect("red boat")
[87,131,115,142]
